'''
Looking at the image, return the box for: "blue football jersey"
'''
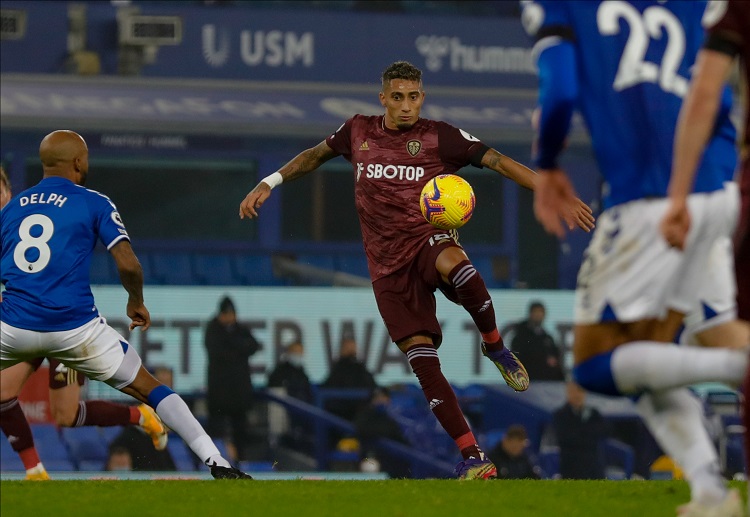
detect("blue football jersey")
[523,0,737,208]
[0,177,130,331]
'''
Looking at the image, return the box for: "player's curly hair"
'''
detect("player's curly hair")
[381,61,422,88]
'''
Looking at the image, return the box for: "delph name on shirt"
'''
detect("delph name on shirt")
[19,193,67,208]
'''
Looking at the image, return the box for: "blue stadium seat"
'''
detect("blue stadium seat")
[90,251,118,284]
[469,256,499,288]
[166,435,197,471]
[336,254,370,278]
[193,254,236,285]
[604,439,634,480]
[43,459,77,472]
[149,252,196,285]
[537,448,561,479]
[213,438,230,460]
[31,424,75,470]
[294,253,338,286]
[137,252,160,285]
[482,428,507,452]
[239,461,275,473]
[232,254,277,285]
[60,427,109,470]
[99,426,123,446]
[296,253,336,271]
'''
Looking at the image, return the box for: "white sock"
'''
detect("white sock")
[636,389,726,504]
[205,453,231,468]
[154,393,221,463]
[611,342,746,394]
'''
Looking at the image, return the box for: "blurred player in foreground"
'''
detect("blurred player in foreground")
[2,166,167,481]
[658,0,750,505]
[240,60,594,479]
[524,1,747,514]
[0,132,250,479]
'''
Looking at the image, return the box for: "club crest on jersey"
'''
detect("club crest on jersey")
[111,211,125,227]
[406,140,421,157]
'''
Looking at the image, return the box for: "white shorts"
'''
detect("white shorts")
[575,183,739,326]
[0,316,142,389]
[679,236,737,345]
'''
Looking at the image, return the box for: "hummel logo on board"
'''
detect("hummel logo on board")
[359,141,369,151]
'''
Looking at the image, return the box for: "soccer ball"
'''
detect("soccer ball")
[419,174,475,230]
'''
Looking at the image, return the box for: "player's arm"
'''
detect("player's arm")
[110,240,150,331]
[481,148,593,234]
[662,44,737,249]
[670,50,734,200]
[481,148,537,190]
[239,140,339,219]
[532,38,587,238]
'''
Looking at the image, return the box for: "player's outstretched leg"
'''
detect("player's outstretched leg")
[637,389,743,517]
[405,343,496,479]
[48,360,168,450]
[119,365,251,479]
[676,489,743,517]
[444,257,529,391]
[0,398,50,480]
[0,362,49,480]
[481,342,529,392]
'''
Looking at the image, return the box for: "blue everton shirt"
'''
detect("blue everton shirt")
[1,176,130,331]
[523,0,737,208]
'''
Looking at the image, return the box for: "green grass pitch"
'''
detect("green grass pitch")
[0,479,746,517]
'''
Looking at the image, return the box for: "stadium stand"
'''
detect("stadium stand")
[192,254,237,286]
[90,250,119,285]
[61,427,109,471]
[30,425,76,471]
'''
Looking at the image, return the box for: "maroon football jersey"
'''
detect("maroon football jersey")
[325,115,488,280]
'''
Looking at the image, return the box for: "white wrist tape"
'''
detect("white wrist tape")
[261,171,283,189]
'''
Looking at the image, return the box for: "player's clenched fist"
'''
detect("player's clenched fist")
[239,182,272,219]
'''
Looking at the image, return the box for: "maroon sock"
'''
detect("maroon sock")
[73,401,135,427]
[448,260,505,353]
[406,345,483,460]
[0,398,41,469]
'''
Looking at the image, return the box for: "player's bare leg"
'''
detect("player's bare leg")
[0,362,49,480]
[692,320,750,349]
[398,335,496,479]
[120,365,251,479]
[47,361,167,450]
[435,246,528,391]
[573,320,747,509]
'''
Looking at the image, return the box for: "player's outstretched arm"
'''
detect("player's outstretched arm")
[110,241,151,331]
[482,148,536,190]
[662,49,734,250]
[239,140,338,219]
[483,149,594,234]
[533,168,586,239]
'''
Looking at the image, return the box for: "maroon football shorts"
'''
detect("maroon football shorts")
[372,232,462,348]
[27,358,86,389]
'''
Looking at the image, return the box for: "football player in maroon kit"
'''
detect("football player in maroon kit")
[240,61,594,479]
[660,0,750,509]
